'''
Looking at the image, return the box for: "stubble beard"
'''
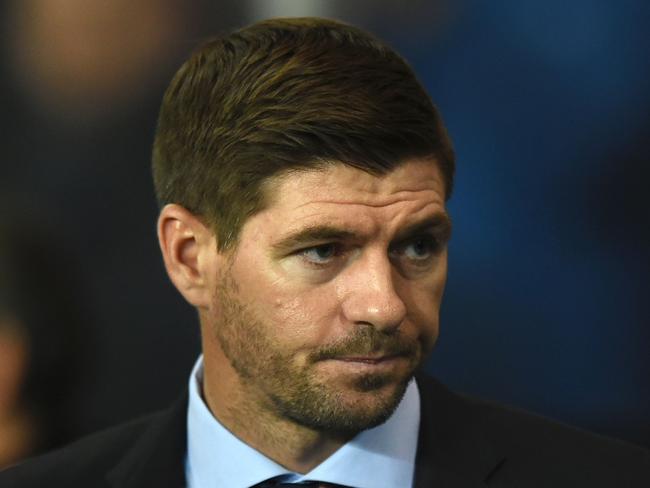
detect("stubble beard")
[211,270,422,436]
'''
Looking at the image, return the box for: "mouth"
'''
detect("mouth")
[314,351,417,392]
[320,353,413,375]
[335,354,403,364]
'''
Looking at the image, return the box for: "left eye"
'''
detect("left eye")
[400,237,437,261]
[301,244,338,264]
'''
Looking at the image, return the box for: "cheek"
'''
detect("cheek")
[416,253,448,312]
[231,251,339,346]
[406,286,441,328]
[265,284,343,346]
[401,272,447,351]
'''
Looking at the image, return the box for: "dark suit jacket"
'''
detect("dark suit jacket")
[1,374,649,487]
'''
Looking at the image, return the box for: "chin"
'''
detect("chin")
[276,372,412,435]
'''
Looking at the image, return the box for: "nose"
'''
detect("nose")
[340,251,407,333]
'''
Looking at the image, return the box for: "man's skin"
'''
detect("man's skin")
[157,158,451,473]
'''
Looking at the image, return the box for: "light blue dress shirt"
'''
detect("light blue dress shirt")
[185,356,420,488]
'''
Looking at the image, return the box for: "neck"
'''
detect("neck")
[201,346,353,474]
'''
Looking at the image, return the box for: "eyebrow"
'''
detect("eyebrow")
[270,212,452,255]
[393,213,453,244]
[271,225,357,255]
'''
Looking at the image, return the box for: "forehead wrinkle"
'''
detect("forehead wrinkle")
[292,189,444,210]
[272,161,444,209]
[285,199,445,244]
[285,209,376,237]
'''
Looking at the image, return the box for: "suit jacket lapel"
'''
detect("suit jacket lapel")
[413,374,505,487]
[106,393,188,488]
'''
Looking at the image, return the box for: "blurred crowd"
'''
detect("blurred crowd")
[1,0,648,469]
[0,0,238,466]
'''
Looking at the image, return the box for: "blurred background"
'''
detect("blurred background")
[0,0,648,466]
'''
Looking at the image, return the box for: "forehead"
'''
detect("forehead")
[249,158,447,238]
[272,159,444,206]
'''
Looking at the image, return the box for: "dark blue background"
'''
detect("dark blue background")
[391,1,650,446]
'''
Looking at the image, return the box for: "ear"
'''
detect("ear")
[157,204,217,309]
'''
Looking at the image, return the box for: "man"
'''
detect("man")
[1,17,648,488]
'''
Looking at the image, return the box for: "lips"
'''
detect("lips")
[310,332,418,364]
[334,354,404,364]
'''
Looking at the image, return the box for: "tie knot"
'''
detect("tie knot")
[255,480,348,487]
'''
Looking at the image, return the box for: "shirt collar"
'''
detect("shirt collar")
[186,356,420,488]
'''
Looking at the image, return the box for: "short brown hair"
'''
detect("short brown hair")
[152,17,454,250]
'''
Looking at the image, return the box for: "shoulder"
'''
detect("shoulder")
[462,391,650,483]
[0,410,167,487]
[416,374,650,486]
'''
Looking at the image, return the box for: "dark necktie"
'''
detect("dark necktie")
[254,479,349,487]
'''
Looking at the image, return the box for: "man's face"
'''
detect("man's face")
[205,159,450,434]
